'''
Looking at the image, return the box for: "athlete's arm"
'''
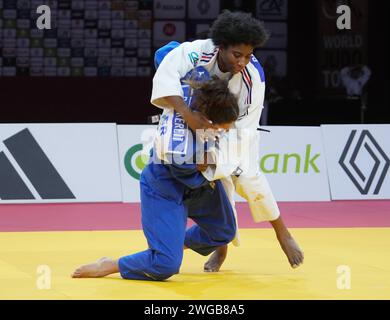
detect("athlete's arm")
[164,96,213,131]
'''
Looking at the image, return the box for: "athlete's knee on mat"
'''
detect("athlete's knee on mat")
[121,259,181,281]
[151,255,182,280]
[146,269,178,281]
[149,266,181,281]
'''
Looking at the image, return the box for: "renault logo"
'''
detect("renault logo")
[339,130,390,194]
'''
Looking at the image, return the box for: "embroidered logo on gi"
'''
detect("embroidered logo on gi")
[188,52,199,67]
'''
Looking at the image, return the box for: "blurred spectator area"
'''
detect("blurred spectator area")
[0,76,154,123]
[0,0,388,125]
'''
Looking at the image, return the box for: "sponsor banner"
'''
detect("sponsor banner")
[0,124,122,203]
[255,50,287,78]
[322,125,390,200]
[256,0,288,20]
[117,125,156,202]
[263,22,288,49]
[254,126,331,201]
[153,20,186,47]
[118,125,330,202]
[188,0,220,20]
[154,0,186,19]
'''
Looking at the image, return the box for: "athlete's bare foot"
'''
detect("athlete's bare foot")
[71,257,119,278]
[204,245,228,272]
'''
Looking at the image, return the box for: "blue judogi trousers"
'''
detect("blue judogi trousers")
[118,162,236,281]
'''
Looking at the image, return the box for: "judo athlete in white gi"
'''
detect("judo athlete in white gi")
[151,10,304,272]
[72,71,241,280]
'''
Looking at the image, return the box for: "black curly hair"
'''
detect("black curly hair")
[192,77,239,125]
[210,10,269,48]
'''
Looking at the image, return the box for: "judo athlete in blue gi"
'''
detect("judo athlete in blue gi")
[72,71,240,281]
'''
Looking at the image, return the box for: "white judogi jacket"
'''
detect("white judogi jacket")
[151,39,280,243]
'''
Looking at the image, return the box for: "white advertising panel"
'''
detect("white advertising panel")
[117,125,156,202]
[321,125,390,199]
[253,126,331,201]
[118,125,331,202]
[0,123,122,203]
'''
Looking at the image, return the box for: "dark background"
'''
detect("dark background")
[0,0,389,125]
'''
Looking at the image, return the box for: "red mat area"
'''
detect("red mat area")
[1,201,390,232]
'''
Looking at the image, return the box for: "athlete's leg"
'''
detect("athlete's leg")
[184,181,236,259]
[72,179,187,281]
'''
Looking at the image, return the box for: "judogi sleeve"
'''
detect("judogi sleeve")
[151,41,204,109]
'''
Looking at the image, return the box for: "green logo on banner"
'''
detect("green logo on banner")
[124,144,149,180]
